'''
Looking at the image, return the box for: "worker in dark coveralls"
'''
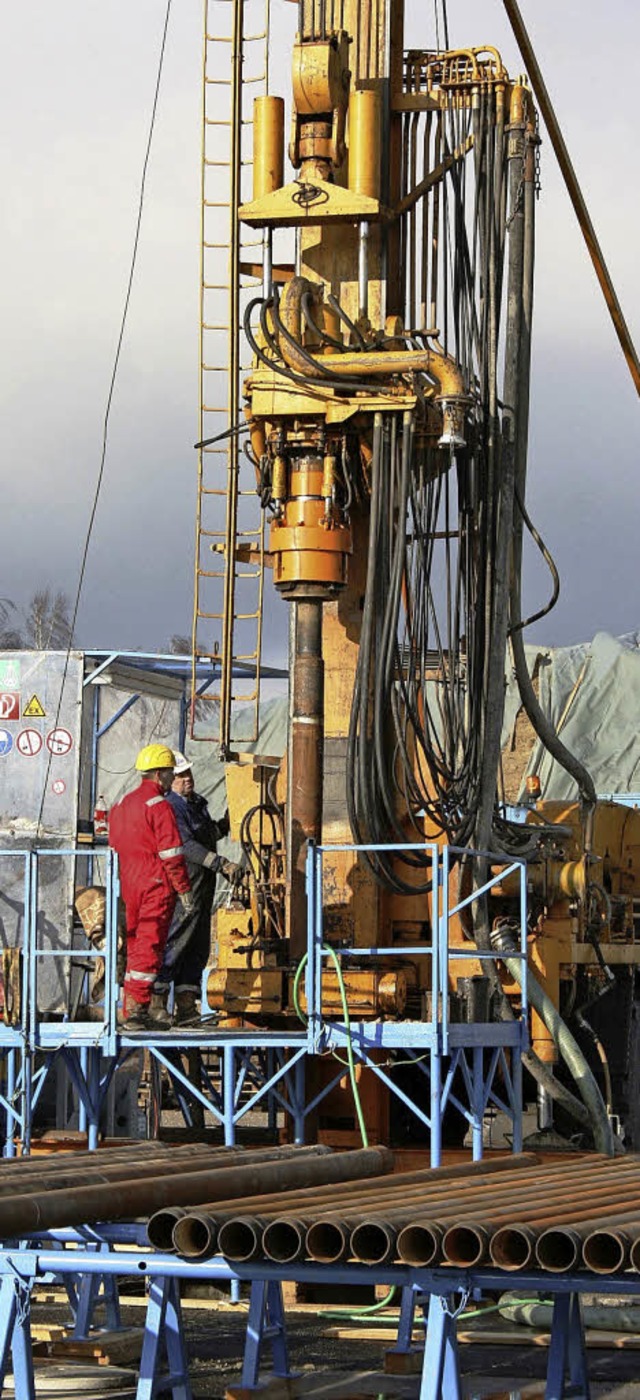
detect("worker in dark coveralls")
[108,744,193,1031]
[152,753,240,1024]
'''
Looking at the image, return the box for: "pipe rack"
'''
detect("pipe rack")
[0,1228,632,1399]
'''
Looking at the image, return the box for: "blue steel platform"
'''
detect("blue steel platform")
[0,839,527,1160]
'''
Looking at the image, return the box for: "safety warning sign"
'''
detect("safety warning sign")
[23,694,46,719]
[17,729,43,757]
[0,661,20,690]
[46,728,73,756]
[51,779,66,796]
[0,693,20,722]
[0,730,13,757]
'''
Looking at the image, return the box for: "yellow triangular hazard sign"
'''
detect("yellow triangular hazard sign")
[23,694,46,719]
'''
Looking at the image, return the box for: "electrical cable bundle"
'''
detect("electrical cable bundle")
[346,84,519,888]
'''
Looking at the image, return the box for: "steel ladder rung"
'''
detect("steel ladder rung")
[204,159,254,168]
[207,31,267,42]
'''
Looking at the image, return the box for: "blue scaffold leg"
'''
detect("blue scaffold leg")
[420,1293,463,1400]
[137,1275,192,1400]
[545,1292,590,1400]
[240,1279,291,1390]
[71,1264,122,1338]
[0,1274,35,1400]
[388,1284,418,1355]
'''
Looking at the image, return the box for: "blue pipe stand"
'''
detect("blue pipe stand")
[0,1238,617,1400]
[138,1276,192,1400]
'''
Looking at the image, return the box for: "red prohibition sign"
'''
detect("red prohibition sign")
[17,729,43,757]
[46,728,73,756]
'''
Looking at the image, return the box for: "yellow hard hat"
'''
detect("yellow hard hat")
[135,744,176,772]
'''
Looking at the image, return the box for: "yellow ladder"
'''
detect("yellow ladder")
[191,0,270,749]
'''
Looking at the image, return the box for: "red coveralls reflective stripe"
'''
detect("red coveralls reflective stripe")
[109,779,191,1008]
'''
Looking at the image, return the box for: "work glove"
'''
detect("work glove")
[219,858,242,884]
[179,890,195,914]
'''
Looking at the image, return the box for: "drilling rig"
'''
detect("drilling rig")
[194,0,640,1153]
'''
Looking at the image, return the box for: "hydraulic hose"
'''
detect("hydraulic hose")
[508,616,597,812]
[491,927,614,1156]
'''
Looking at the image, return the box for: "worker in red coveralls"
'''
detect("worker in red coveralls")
[108,744,193,1030]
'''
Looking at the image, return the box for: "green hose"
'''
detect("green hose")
[319,1286,397,1321]
[292,947,369,1147]
[318,1293,544,1326]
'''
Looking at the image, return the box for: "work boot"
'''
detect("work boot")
[174,989,199,1026]
[117,1002,151,1032]
[149,989,171,1029]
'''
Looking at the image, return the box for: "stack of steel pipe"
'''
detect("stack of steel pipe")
[0,1143,394,1238]
[149,1152,640,1276]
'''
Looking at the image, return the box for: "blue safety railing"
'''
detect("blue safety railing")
[304,839,528,1055]
[0,839,528,1158]
[0,847,120,1051]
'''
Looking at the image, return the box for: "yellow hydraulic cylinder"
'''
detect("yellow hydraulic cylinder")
[253,96,285,199]
[348,90,381,200]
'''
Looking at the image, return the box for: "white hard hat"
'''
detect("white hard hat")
[173,752,193,775]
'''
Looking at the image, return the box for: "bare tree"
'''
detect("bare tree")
[0,599,24,649]
[0,589,73,651]
[23,589,73,650]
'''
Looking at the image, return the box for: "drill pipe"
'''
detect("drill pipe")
[587,1223,640,1276]
[148,1207,188,1253]
[484,1193,640,1273]
[220,1216,279,1263]
[179,1159,640,1266]
[173,1156,640,1264]
[326,1159,640,1260]
[388,1169,640,1267]
[536,1213,640,1274]
[0,1146,393,1240]
[170,1156,603,1260]
[492,1210,640,1274]
[582,1225,635,1276]
[423,1185,640,1270]
[0,1143,332,1201]
[168,1152,599,1234]
[0,1142,218,1178]
[0,1141,328,1174]
[435,1181,640,1269]
[162,1154,546,1256]
[263,1169,627,1266]
[0,1142,324,1193]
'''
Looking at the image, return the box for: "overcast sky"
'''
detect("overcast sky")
[1,0,637,661]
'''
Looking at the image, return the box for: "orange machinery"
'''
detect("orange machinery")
[199,0,640,1151]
